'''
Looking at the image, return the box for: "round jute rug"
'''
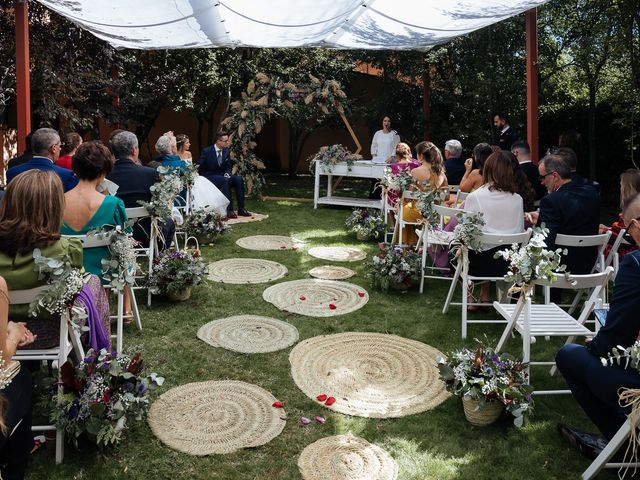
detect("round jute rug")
[148,380,286,455]
[298,435,398,480]
[308,265,356,280]
[289,332,449,418]
[236,235,304,251]
[262,279,368,317]
[207,258,288,284]
[197,315,299,353]
[308,246,366,262]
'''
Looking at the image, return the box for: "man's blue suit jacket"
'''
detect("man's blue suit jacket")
[198,146,232,182]
[6,156,78,192]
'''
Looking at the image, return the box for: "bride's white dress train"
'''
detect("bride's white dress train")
[190,175,230,216]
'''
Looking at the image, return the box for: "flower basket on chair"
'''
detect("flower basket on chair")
[462,397,504,427]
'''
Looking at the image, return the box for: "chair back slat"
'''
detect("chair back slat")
[62,234,110,249]
[479,229,532,247]
[555,232,611,248]
[534,267,613,290]
[125,206,150,220]
[8,285,49,305]
[433,204,468,218]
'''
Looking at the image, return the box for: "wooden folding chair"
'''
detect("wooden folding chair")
[11,286,84,464]
[443,229,532,339]
[494,267,613,395]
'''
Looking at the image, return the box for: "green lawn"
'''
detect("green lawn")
[28,198,599,480]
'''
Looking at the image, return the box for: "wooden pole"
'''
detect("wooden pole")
[15,0,31,154]
[525,8,539,163]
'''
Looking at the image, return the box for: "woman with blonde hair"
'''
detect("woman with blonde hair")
[401,141,448,244]
[601,169,640,260]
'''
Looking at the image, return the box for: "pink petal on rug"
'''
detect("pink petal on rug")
[272,401,284,408]
[329,304,337,310]
[315,416,326,424]
[280,246,287,250]
[357,292,365,297]
[300,417,311,425]
[300,295,306,301]
[325,397,336,406]
[316,394,327,402]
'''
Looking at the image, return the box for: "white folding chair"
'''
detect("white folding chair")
[605,229,629,279]
[543,232,611,313]
[442,229,532,339]
[454,190,469,205]
[11,286,84,464]
[494,267,613,395]
[62,234,141,352]
[392,190,423,248]
[126,206,158,307]
[582,416,640,479]
[419,204,468,293]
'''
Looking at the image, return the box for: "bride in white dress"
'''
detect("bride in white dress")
[177,134,230,216]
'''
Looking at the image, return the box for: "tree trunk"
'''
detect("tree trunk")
[587,81,597,180]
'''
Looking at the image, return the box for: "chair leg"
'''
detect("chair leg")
[420,238,428,294]
[442,263,461,314]
[128,284,142,331]
[461,280,468,339]
[116,291,124,353]
[582,420,632,480]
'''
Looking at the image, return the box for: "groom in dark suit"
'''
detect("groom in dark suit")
[197,131,250,218]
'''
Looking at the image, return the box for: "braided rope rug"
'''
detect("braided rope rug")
[262,279,368,317]
[298,434,398,480]
[197,315,299,353]
[207,258,288,284]
[289,332,449,418]
[308,265,356,280]
[236,235,305,251]
[148,380,286,455]
[308,246,366,262]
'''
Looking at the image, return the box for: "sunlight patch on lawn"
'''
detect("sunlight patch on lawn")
[293,229,346,241]
[276,201,301,206]
[382,437,474,480]
[331,415,371,436]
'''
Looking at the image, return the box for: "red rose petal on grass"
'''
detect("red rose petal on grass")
[357,292,365,297]
[315,416,326,424]
[329,304,337,310]
[300,417,311,425]
[316,394,327,402]
[299,295,306,301]
[325,397,336,406]
[272,401,284,408]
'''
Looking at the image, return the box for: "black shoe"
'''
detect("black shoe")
[238,208,252,217]
[226,210,237,219]
[558,423,609,460]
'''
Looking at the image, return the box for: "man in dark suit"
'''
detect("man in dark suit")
[7,132,33,170]
[511,140,545,200]
[555,147,600,192]
[107,131,174,250]
[443,139,465,186]
[197,131,250,218]
[6,128,78,192]
[527,154,601,275]
[493,113,519,151]
[555,193,640,459]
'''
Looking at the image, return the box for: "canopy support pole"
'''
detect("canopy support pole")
[525,8,538,163]
[15,0,31,154]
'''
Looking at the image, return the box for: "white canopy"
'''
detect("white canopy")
[37,0,550,50]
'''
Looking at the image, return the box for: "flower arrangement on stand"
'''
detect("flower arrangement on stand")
[183,208,229,245]
[437,340,534,427]
[147,249,207,301]
[366,243,421,291]
[345,209,385,241]
[48,348,164,448]
[308,144,362,173]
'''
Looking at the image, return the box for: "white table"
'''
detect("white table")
[313,160,386,209]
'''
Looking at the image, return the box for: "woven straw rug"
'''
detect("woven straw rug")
[197,315,299,353]
[308,265,356,280]
[298,434,398,480]
[308,246,366,262]
[207,258,288,284]
[225,213,269,225]
[148,380,286,455]
[289,332,449,418]
[263,279,368,317]
[236,235,305,251]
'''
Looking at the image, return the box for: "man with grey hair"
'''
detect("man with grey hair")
[107,130,174,250]
[6,127,78,191]
[443,139,465,186]
[526,154,600,274]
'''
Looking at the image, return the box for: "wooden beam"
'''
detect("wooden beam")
[423,60,431,141]
[15,0,31,154]
[525,8,539,163]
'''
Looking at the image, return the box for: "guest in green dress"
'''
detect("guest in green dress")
[61,141,128,281]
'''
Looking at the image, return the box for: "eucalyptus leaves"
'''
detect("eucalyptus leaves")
[451,212,486,253]
[89,224,138,291]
